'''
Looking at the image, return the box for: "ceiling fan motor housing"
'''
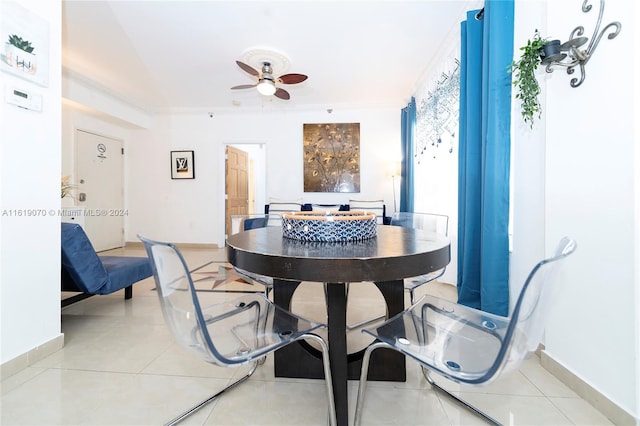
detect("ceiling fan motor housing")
[261,62,274,82]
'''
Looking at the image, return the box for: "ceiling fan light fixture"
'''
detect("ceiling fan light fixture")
[257,79,276,96]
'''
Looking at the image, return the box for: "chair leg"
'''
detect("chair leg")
[301,333,337,426]
[164,361,259,426]
[422,367,503,426]
[354,341,387,426]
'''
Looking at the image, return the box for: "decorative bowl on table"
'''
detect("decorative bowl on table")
[281,211,377,242]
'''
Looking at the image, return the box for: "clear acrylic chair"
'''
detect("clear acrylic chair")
[391,212,449,303]
[229,214,280,297]
[345,212,449,332]
[354,237,577,426]
[139,235,336,426]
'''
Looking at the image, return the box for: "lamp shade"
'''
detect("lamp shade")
[386,161,401,177]
[257,80,276,96]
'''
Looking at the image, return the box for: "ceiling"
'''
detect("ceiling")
[62,1,479,114]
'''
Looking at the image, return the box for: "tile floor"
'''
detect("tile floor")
[1,246,613,425]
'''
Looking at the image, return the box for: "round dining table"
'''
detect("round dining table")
[226,225,450,426]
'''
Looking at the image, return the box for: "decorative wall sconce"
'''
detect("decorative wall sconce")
[542,0,621,88]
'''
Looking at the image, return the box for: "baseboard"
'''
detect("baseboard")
[125,241,219,250]
[540,350,638,425]
[1,334,65,381]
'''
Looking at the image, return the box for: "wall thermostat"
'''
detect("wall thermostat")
[4,85,43,112]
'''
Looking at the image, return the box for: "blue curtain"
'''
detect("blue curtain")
[400,97,415,213]
[457,2,513,316]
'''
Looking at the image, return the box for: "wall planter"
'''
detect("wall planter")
[510,31,549,129]
[542,39,561,59]
[511,1,622,129]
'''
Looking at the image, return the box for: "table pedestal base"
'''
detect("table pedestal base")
[273,279,406,426]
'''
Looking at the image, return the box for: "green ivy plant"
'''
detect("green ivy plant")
[7,34,34,53]
[510,31,548,128]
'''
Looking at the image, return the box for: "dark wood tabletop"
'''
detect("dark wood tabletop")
[226,225,450,282]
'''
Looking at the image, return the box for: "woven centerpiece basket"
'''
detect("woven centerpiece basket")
[281,211,377,242]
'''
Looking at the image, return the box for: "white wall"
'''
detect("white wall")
[126,108,400,247]
[0,0,62,364]
[513,0,638,419]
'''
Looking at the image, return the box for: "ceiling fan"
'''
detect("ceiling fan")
[231,60,308,100]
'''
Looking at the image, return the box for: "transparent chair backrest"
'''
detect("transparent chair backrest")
[493,237,577,377]
[141,236,270,366]
[140,238,213,359]
[390,212,448,236]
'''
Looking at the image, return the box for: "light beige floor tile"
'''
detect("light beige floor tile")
[429,368,543,397]
[203,379,333,425]
[2,368,104,425]
[442,392,573,425]
[549,396,614,425]
[141,343,238,379]
[352,384,450,425]
[518,356,579,398]
[0,367,47,396]
[33,323,173,373]
[92,372,225,425]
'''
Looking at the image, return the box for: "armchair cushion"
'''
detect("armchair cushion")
[61,223,152,296]
[61,223,110,293]
[99,256,154,295]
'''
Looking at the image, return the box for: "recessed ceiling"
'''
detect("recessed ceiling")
[62,1,480,113]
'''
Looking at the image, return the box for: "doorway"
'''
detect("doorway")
[75,129,124,251]
[224,143,266,239]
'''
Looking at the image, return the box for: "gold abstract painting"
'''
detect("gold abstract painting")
[303,123,360,193]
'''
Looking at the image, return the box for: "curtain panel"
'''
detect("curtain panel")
[400,97,416,213]
[457,2,514,316]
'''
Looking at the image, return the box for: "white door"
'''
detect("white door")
[76,130,124,252]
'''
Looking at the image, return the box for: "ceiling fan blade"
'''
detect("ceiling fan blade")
[274,88,290,100]
[235,60,259,76]
[278,73,308,84]
[231,84,257,90]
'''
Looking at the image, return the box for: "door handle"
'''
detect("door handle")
[78,193,86,202]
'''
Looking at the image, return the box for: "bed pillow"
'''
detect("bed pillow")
[311,204,342,213]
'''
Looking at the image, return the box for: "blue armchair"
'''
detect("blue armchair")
[61,222,152,306]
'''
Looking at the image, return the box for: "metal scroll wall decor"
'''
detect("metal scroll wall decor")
[542,0,621,88]
[415,60,460,163]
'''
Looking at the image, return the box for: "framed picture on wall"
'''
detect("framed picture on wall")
[0,2,50,87]
[171,150,195,179]
[303,123,360,193]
